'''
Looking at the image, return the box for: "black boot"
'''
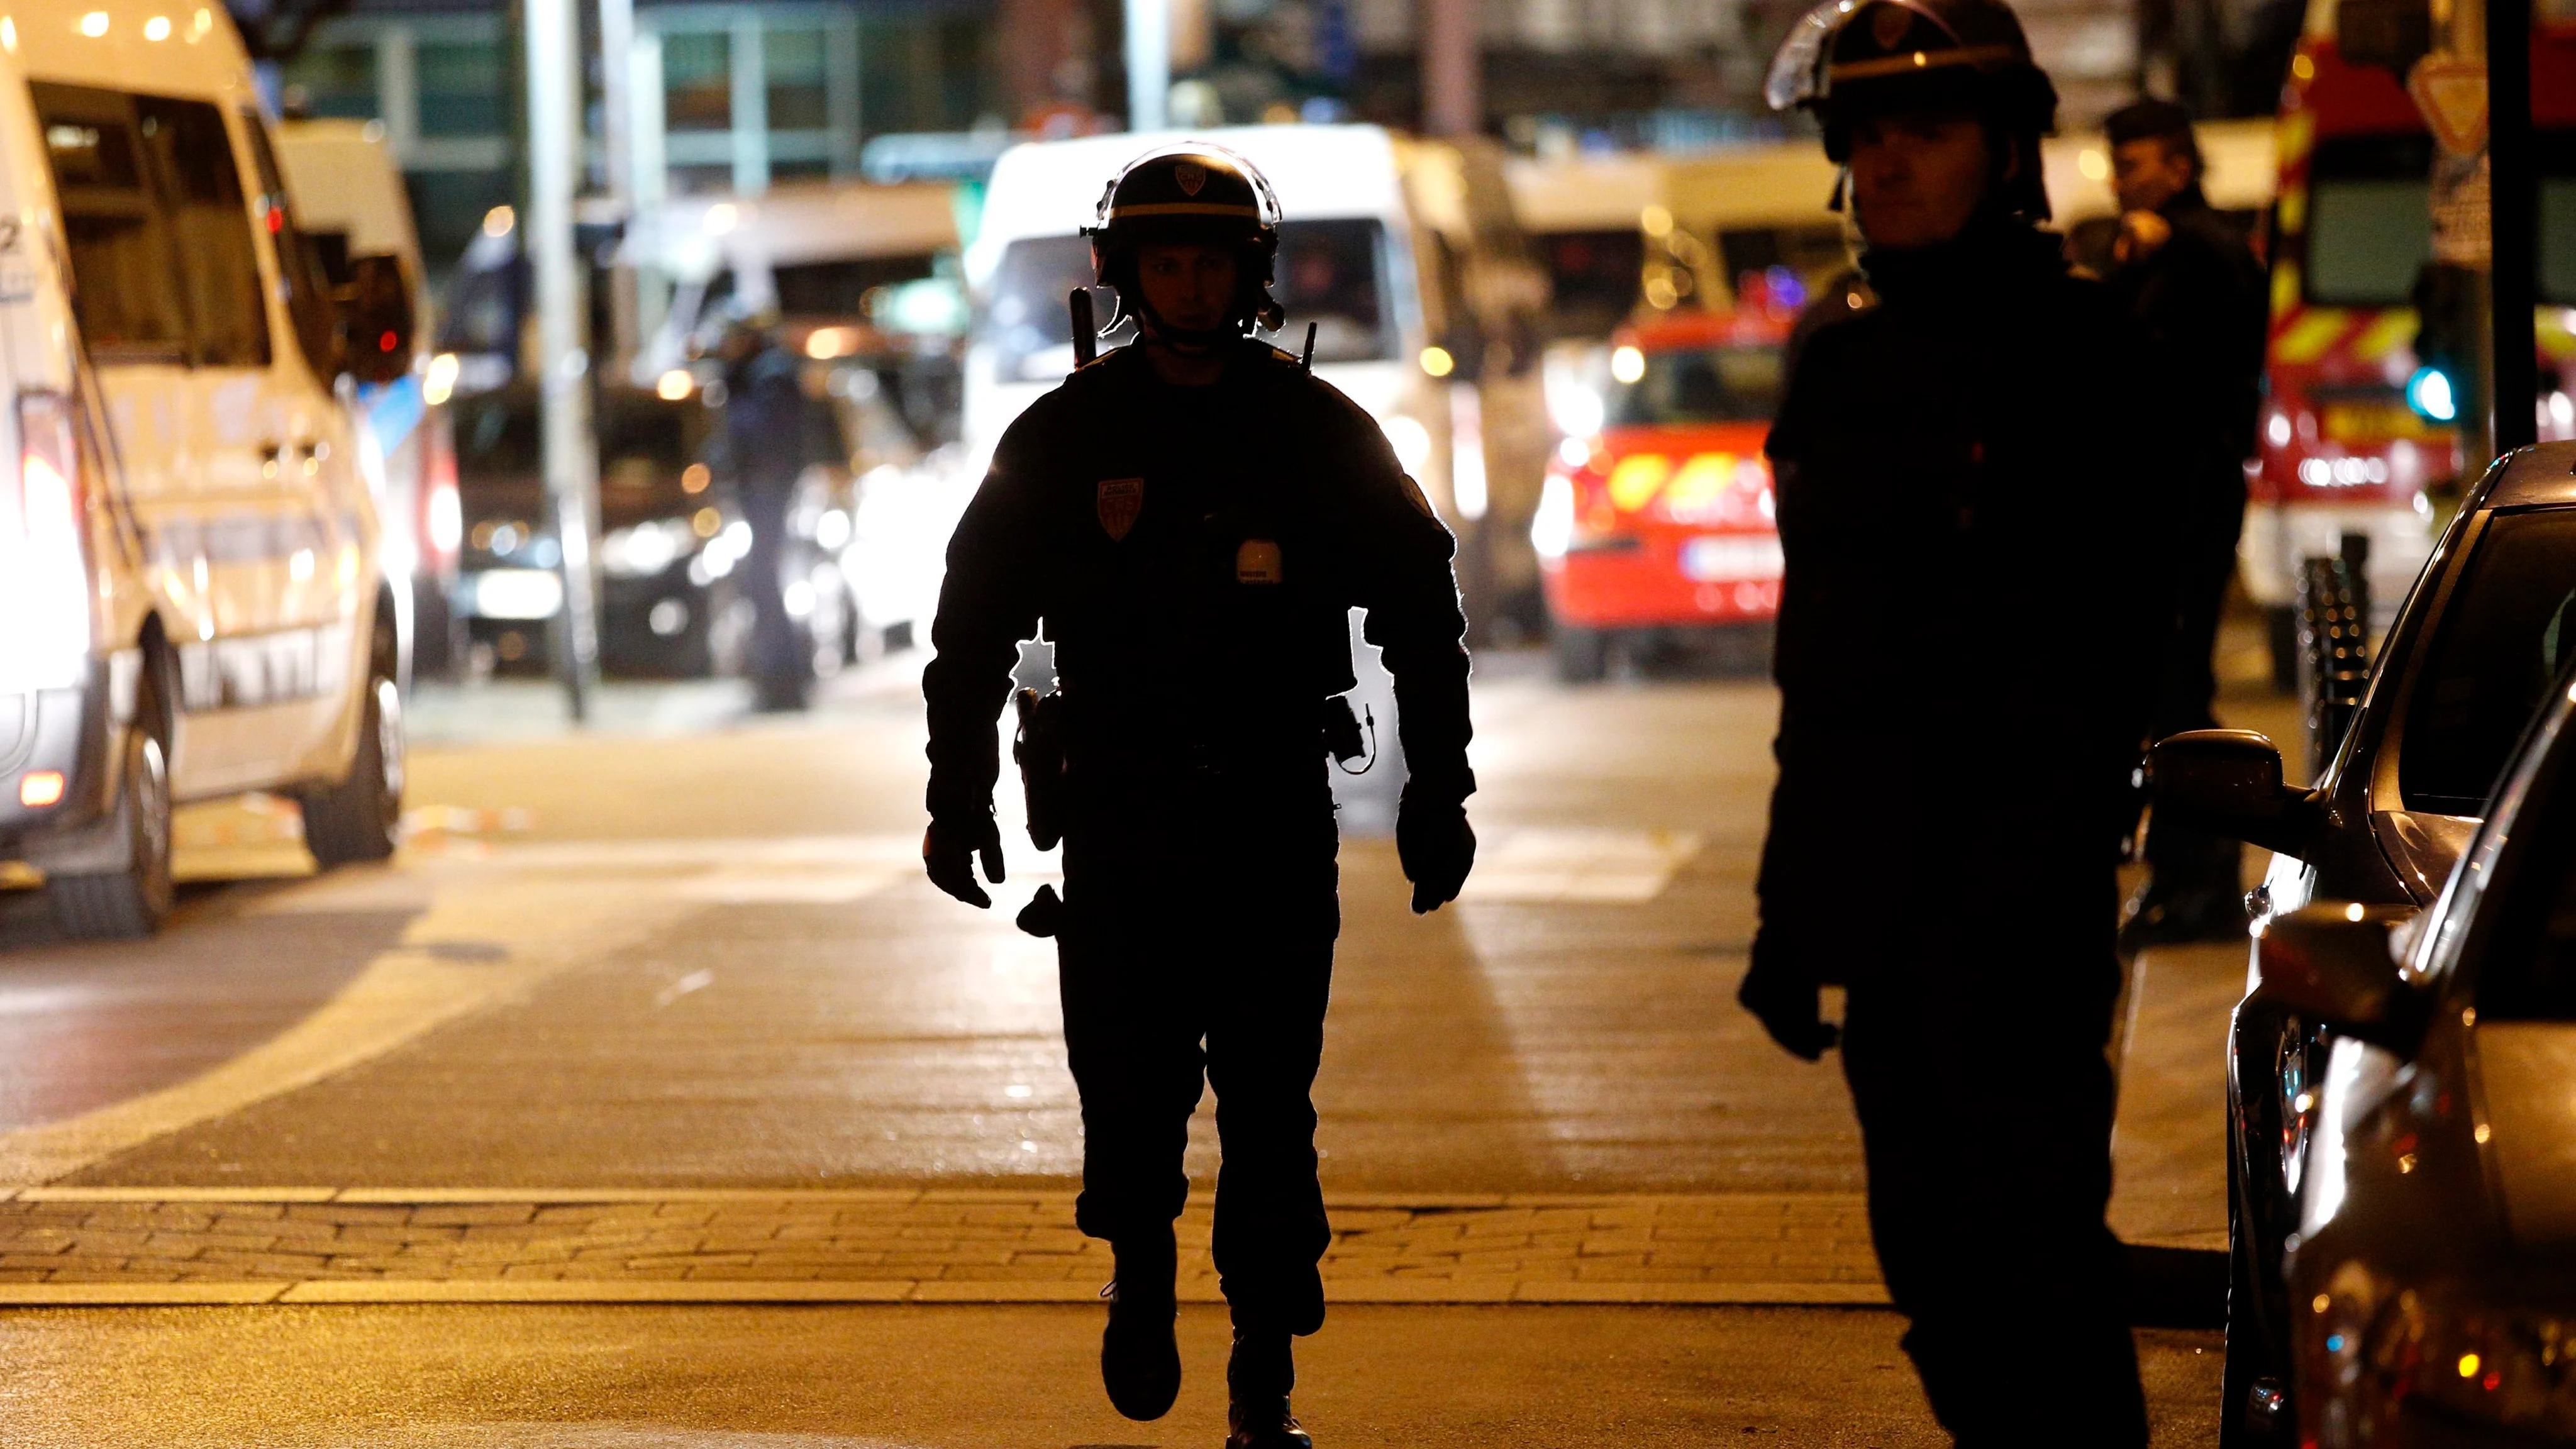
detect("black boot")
[1099,1237,1180,1421]
[1224,1327,1313,1449]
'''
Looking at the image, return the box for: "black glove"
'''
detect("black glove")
[924,811,1006,908]
[1738,925,1838,1062]
[1396,792,1475,914]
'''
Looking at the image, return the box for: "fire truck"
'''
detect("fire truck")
[2251,0,2576,682]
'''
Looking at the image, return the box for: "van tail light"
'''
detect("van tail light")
[1,390,93,664]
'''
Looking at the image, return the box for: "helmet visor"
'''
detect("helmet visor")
[1766,0,1861,111]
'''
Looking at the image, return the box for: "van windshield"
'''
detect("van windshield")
[2309,132,2576,306]
[984,219,1395,382]
[1607,345,1787,427]
[2401,509,2576,815]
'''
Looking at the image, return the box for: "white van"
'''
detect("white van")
[0,0,404,936]
[275,116,453,674]
[965,125,1550,633]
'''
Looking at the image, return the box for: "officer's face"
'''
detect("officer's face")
[2111,137,2197,215]
[1846,109,1994,250]
[1135,244,1240,341]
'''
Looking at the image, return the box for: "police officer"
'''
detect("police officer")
[2099,97,2270,946]
[1746,3,2180,1442]
[714,312,822,712]
[919,144,1475,1448]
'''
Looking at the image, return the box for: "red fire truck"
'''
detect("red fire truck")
[1532,284,1794,680]
[2250,0,2576,681]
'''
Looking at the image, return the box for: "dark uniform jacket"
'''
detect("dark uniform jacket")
[2106,183,2267,467]
[924,337,1472,824]
[1758,218,2181,984]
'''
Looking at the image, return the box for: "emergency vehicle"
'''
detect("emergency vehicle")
[2250,0,2576,681]
[1531,287,1794,680]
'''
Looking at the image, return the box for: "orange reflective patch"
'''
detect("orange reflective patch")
[2351,309,2420,362]
[1662,453,1732,521]
[1606,453,1672,513]
[2274,309,2350,365]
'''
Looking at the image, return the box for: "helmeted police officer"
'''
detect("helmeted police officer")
[919,143,1475,1448]
[1748,2,2180,1442]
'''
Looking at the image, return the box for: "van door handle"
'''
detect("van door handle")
[259,441,286,479]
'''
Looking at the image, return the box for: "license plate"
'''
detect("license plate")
[1680,535,1783,582]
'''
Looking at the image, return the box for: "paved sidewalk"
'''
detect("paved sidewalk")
[0,1188,1882,1306]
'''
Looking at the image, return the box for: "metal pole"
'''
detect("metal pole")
[1126,0,1169,131]
[2488,0,2537,453]
[1421,0,1479,136]
[526,0,599,720]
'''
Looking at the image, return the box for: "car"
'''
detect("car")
[0,0,409,938]
[2152,439,2576,1443]
[1530,296,1790,681]
[2221,552,2576,1447]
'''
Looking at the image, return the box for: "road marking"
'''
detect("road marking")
[1457,827,1704,903]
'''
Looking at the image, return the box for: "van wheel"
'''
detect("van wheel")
[47,677,175,940]
[300,672,404,868]
[1553,625,1611,683]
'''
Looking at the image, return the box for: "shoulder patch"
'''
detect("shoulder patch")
[1398,474,1437,519]
[1097,477,1143,541]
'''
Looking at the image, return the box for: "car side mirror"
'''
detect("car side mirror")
[2151,729,2326,858]
[2255,902,2426,1048]
[338,253,417,387]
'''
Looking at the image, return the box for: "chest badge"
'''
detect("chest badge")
[1236,538,1284,585]
[1097,477,1144,541]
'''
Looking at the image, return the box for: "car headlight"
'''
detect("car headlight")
[598,518,696,579]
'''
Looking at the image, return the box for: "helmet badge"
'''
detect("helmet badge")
[1869,5,1913,48]
[1174,161,1207,196]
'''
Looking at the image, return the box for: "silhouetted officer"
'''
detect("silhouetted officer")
[716,315,821,712]
[1748,2,2180,1442]
[2101,97,2270,945]
[919,144,1475,1449]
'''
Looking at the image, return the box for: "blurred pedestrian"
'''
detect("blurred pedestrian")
[918,144,1475,1448]
[1746,1,2181,1442]
[2101,97,2271,946]
[714,312,818,713]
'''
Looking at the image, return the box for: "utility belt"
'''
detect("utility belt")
[1013,687,1370,853]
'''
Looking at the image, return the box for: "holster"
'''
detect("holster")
[1013,687,1067,850]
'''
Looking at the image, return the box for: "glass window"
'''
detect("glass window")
[32,86,187,362]
[1607,345,1787,426]
[1538,230,1643,340]
[2401,509,2576,814]
[417,40,504,138]
[1265,219,1394,364]
[771,255,936,316]
[139,98,269,369]
[764,27,829,131]
[281,42,378,121]
[240,109,340,382]
[2540,133,2576,306]
[663,31,731,133]
[985,235,1126,382]
[2305,135,2434,307]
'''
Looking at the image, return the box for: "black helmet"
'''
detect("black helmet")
[1767,0,2058,217]
[1084,143,1285,344]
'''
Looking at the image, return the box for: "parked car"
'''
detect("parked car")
[2234,584,2576,1446]
[2152,440,2576,1443]
[0,0,409,937]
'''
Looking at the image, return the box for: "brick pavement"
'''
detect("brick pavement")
[0,1189,1884,1306]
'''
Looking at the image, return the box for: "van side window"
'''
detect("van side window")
[31,85,186,362]
[135,97,269,369]
[238,111,341,383]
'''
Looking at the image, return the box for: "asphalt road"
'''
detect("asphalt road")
[0,640,2248,1446]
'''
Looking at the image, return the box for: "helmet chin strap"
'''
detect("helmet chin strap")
[1133,294,1242,353]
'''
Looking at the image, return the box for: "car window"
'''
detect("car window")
[136,97,268,369]
[239,110,344,383]
[1607,345,1786,427]
[2400,509,2576,814]
[33,86,186,362]
[2467,744,2576,1019]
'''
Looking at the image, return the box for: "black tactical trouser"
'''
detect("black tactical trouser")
[1840,875,2147,1449]
[1057,760,1340,1335]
